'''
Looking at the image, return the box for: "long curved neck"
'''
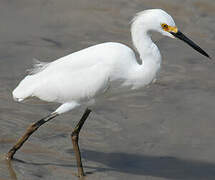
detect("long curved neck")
[128,17,162,88]
[131,17,160,62]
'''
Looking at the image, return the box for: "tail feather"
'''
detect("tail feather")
[26,58,50,75]
[12,76,36,102]
[13,58,49,102]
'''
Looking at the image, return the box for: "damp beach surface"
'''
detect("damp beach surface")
[0,0,215,179]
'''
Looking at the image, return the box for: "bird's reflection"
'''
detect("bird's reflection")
[0,155,17,180]
[6,159,17,180]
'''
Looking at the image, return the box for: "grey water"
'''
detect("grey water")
[0,0,215,179]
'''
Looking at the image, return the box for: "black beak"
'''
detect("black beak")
[170,30,210,59]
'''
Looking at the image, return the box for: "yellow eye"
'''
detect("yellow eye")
[161,23,168,29]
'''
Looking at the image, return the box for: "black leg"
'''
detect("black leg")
[5,112,58,160]
[71,108,91,177]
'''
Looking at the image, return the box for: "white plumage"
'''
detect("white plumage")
[12,9,208,114]
[7,9,210,176]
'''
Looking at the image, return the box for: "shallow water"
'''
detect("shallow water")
[0,0,215,179]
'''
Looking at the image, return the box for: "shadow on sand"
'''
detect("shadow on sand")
[6,149,215,180]
[81,149,215,179]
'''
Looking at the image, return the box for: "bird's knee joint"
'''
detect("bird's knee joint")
[27,122,42,132]
[71,131,79,141]
[27,123,37,131]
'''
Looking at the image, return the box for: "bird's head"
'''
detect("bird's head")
[133,9,210,58]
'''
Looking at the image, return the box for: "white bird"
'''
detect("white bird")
[6,9,210,177]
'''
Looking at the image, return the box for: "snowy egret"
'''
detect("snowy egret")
[6,9,210,177]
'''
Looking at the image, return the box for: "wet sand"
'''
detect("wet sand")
[0,0,215,179]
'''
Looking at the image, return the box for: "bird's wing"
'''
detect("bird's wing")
[31,59,111,103]
[13,42,134,103]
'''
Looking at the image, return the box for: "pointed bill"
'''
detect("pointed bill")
[170,30,211,59]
